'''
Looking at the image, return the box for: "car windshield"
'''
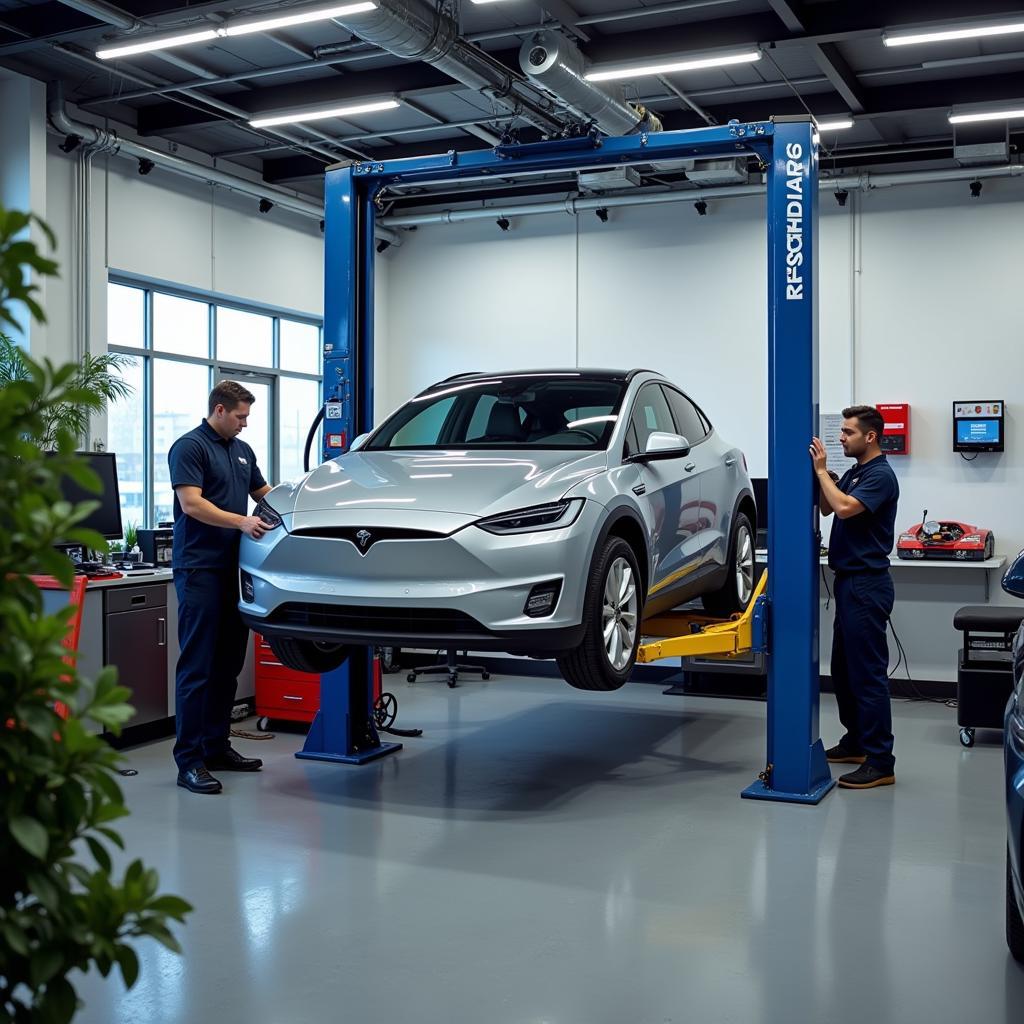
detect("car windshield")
[366,374,627,451]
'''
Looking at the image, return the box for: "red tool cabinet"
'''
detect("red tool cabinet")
[253,633,320,725]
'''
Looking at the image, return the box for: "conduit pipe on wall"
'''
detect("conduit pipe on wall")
[381,162,1024,228]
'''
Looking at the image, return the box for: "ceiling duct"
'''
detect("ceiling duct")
[681,158,749,184]
[519,30,662,137]
[331,0,566,135]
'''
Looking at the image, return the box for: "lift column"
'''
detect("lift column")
[296,164,401,766]
[742,116,835,804]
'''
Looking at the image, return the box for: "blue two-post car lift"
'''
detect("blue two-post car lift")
[296,114,836,805]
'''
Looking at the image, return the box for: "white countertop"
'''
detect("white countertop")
[757,551,1006,571]
[83,568,174,589]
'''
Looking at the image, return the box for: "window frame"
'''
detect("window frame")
[107,273,322,529]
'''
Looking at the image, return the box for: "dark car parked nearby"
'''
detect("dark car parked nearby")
[1000,550,1024,963]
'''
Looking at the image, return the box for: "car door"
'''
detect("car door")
[624,384,702,603]
[663,387,724,570]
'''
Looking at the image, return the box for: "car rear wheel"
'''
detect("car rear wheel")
[1008,847,1024,963]
[557,537,642,692]
[268,636,350,674]
[702,512,755,617]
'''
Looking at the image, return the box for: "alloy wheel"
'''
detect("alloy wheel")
[602,556,638,670]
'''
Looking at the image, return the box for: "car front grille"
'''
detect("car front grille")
[267,602,483,635]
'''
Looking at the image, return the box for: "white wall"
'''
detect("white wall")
[380,178,1024,551]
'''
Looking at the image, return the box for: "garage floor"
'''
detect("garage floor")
[72,677,1023,1024]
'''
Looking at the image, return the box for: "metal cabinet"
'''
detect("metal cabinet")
[104,585,169,727]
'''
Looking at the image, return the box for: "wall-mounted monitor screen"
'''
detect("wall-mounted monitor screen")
[953,401,1004,453]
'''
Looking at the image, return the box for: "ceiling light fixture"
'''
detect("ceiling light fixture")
[584,49,761,83]
[97,1,377,59]
[97,28,218,59]
[883,20,1024,47]
[250,98,400,128]
[948,107,1024,124]
[224,1,376,36]
[815,118,855,131]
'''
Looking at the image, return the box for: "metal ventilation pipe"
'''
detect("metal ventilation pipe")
[519,30,661,136]
[331,0,566,135]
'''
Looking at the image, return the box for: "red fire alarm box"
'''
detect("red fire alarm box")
[877,403,910,455]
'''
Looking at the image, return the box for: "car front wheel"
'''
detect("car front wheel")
[557,537,642,691]
[268,636,350,674]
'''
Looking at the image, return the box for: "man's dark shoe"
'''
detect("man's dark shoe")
[838,764,895,789]
[177,766,223,794]
[205,748,263,772]
[826,743,866,765]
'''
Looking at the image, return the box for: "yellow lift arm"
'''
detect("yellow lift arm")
[637,570,768,664]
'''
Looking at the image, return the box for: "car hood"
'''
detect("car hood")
[273,449,610,525]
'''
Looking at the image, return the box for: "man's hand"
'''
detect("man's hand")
[809,437,829,474]
[238,515,267,540]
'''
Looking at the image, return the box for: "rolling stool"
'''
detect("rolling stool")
[407,648,491,689]
[953,605,1024,747]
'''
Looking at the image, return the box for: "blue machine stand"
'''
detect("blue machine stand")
[296,649,402,765]
[314,115,834,803]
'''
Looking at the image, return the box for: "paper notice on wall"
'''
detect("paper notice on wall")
[819,413,856,473]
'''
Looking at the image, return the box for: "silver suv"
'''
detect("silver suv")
[239,369,755,691]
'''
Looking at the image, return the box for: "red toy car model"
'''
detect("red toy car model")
[897,510,995,561]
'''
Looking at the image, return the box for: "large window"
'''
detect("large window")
[106,279,322,529]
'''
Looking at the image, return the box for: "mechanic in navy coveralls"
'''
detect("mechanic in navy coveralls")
[810,405,900,790]
[168,381,272,795]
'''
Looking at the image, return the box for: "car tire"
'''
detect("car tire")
[701,511,755,617]
[268,636,350,674]
[1008,847,1024,963]
[557,537,643,692]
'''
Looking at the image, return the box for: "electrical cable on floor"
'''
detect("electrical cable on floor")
[887,616,949,705]
[231,727,274,740]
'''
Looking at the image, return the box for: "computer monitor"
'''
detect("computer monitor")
[953,400,1004,453]
[53,451,124,540]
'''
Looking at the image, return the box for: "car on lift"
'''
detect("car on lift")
[238,369,756,691]
[1000,551,1024,963]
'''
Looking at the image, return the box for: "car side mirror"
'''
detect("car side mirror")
[349,432,370,452]
[1003,550,1024,599]
[631,431,691,463]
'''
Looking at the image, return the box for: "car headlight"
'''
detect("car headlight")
[962,534,983,544]
[254,496,284,530]
[475,499,584,535]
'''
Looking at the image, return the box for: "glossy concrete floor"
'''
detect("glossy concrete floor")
[73,677,1023,1024]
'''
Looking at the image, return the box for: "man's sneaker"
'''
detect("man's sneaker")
[825,744,866,765]
[837,764,895,789]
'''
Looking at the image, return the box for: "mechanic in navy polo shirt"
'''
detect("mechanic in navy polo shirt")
[810,405,900,790]
[168,381,273,795]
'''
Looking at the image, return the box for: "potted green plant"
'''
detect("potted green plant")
[118,521,139,562]
[0,202,190,1022]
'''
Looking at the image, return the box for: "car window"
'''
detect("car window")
[367,376,626,451]
[389,396,458,447]
[628,385,675,454]
[663,387,708,444]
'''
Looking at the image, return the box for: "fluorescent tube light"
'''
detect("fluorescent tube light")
[815,119,854,131]
[883,21,1024,47]
[585,50,762,82]
[97,2,377,59]
[949,108,1024,124]
[97,29,218,59]
[250,98,400,128]
[224,2,377,36]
